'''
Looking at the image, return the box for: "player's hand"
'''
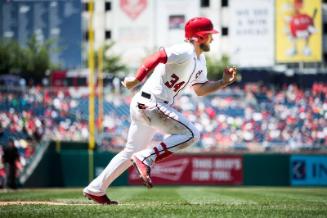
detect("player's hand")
[121,76,140,89]
[222,66,237,85]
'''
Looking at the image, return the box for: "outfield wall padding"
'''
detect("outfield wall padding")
[23,141,326,187]
[60,150,128,187]
[243,154,290,186]
[60,150,89,187]
[24,144,64,187]
[23,142,128,187]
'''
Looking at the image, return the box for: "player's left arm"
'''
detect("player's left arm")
[192,67,237,96]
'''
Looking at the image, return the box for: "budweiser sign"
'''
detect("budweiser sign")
[130,158,189,181]
[128,155,243,185]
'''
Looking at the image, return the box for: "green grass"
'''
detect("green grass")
[0,187,326,217]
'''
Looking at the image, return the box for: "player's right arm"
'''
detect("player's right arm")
[121,49,167,89]
[122,43,193,89]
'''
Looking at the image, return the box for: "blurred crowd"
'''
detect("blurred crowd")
[0,83,325,165]
[177,83,326,152]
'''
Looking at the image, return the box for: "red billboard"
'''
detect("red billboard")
[128,155,243,185]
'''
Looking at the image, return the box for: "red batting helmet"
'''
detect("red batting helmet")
[185,17,218,43]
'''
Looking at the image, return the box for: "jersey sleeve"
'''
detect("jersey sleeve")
[190,67,208,86]
[190,55,208,85]
[135,48,167,81]
[164,43,194,64]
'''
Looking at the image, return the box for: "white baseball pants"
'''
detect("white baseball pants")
[84,92,200,196]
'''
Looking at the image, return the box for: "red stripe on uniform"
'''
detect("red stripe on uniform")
[153,147,160,156]
[155,142,172,163]
[160,142,168,151]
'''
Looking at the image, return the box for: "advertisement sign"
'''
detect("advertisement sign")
[275,0,322,63]
[129,155,243,185]
[155,0,199,46]
[230,0,275,67]
[291,155,327,186]
[120,0,147,20]
[229,0,275,67]
[112,0,152,67]
[112,0,198,67]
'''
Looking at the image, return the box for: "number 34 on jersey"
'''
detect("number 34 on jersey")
[165,74,185,92]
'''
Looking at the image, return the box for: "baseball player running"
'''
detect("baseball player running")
[83,17,237,205]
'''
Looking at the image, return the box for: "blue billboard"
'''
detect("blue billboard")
[0,0,82,68]
[291,155,327,186]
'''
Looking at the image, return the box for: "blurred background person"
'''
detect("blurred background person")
[2,138,20,189]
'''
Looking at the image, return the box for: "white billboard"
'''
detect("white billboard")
[111,0,155,68]
[155,0,199,47]
[110,0,199,68]
[229,0,275,67]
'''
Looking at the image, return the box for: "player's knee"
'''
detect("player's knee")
[185,126,200,144]
[190,128,200,143]
[121,147,135,158]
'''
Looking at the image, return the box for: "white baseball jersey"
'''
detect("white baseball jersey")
[141,42,208,105]
[83,42,204,197]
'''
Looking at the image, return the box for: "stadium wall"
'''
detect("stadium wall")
[23,143,64,187]
[22,142,327,187]
[23,142,129,187]
[243,154,290,186]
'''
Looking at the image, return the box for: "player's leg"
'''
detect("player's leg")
[132,103,200,168]
[83,120,155,196]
